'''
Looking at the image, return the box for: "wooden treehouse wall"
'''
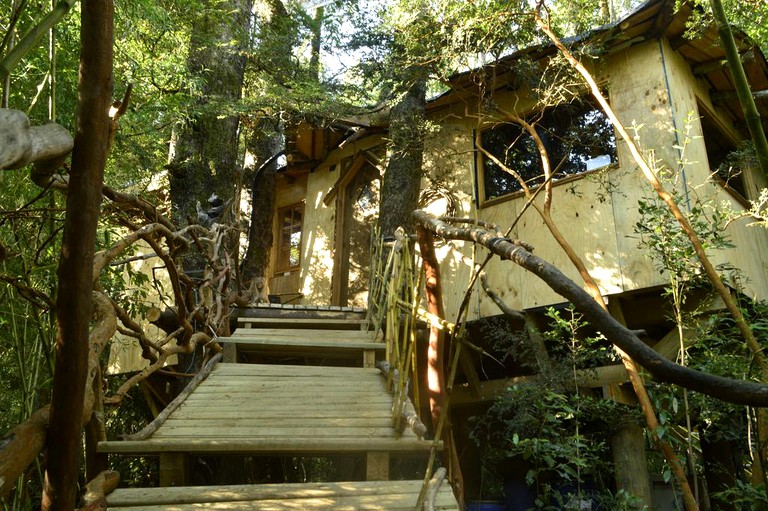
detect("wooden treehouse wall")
[420,38,768,322]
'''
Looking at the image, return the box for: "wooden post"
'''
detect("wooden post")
[363,349,376,368]
[223,342,237,363]
[159,453,188,487]
[365,452,389,481]
[415,224,465,509]
[611,418,653,505]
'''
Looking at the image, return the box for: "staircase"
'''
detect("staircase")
[99,305,459,510]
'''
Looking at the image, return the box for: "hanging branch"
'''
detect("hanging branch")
[413,210,768,407]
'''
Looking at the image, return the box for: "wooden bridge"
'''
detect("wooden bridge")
[98,305,460,510]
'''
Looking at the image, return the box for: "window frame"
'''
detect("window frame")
[274,202,304,274]
[476,94,619,207]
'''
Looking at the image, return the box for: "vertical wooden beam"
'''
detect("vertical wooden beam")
[365,452,389,481]
[223,342,237,363]
[611,419,653,504]
[416,224,465,508]
[363,349,376,368]
[159,453,188,487]
[42,0,113,508]
[607,298,652,507]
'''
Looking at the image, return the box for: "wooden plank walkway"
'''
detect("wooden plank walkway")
[99,308,457,509]
[99,364,435,455]
[106,480,460,510]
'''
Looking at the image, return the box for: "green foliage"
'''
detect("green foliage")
[636,184,734,283]
[472,308,630,507]
[711,480,768,510]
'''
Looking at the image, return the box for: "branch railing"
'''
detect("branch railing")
[367,228,428,439]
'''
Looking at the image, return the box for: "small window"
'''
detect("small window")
[479,96,618,202]
[699,104,746,197]
[276,203,303,272]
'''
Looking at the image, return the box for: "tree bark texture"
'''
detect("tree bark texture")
[412,210,768,406]
[0,109,73,170]
[378,69,427,237]
[241,121,280,301]
[168,0,252,260]
[41,1,113,508]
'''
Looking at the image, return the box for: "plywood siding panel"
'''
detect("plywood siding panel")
[707,186,768,301]
[422,121,481,321]
[605,41,674,292]
[516,176,623,308]
[469,199,524,316]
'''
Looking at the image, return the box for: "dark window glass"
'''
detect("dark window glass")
[699,106,745,197]
[481,97,617,200]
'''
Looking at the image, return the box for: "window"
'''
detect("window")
[276,203,303,272]
[479,96,618,201]
[699,103,746,197]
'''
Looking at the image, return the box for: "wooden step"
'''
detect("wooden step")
[237,317,371,330]
[229,329,376,340]
[222,329,381,363]
[98,364,437,457]
[106,480,460,510]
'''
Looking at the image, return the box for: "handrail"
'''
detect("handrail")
[367,226,461,509]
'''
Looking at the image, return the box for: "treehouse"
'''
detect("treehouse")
[254,0,768,505]
[276,0,768,317]
[93,0,768,508]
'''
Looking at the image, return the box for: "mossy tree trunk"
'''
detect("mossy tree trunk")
[241,120,281,301]
[241,0,291,301]
[378,67,427,238]
[168,0,252,270]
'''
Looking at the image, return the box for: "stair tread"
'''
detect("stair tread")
[107,480,459,509]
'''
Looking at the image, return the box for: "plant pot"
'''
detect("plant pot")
[466,501,507,511]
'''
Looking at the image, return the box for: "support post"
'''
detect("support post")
[223,342,237,363]
[611,418,653,505]
[363,349,376,368]
[159,453,187,487]
[365,452,389,481]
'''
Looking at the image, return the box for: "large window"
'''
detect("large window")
[275,203,303,272]
[480,97,618,201]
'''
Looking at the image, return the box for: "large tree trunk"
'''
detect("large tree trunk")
[240,0,291,302]
[40,1,113,508]
[168,0,252,270]
[167,0,252,379]
[378,69,427,237]
[241,123,281,301]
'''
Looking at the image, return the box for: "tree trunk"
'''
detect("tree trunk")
[378,68,427,237]
[168,0,252,270]
[41,0,112,508]
[240,0,291,301]
[241,122,280,301]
